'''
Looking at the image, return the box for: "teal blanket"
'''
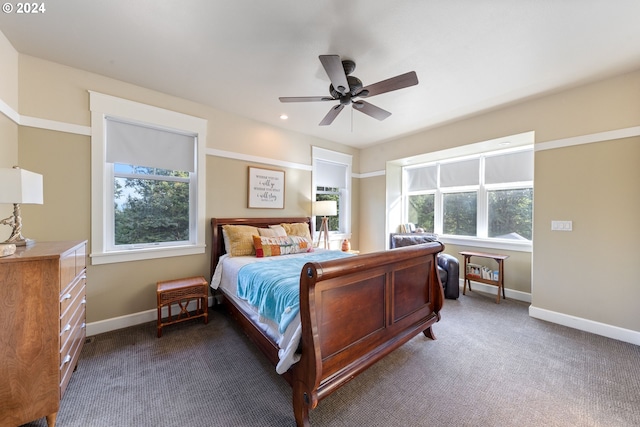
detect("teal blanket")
[237,251,353,333]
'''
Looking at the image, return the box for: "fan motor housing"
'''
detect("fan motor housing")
[330,76,363,99]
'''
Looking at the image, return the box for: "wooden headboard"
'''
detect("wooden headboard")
[210,217,313,274]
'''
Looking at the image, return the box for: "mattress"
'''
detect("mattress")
[211,253,309,374]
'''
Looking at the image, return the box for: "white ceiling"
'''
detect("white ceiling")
[1,1,640,148]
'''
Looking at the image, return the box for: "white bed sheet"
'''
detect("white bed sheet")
[211,253,315,374]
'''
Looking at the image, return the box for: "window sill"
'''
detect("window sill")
[90,244,206,265]
[438,235,532,253]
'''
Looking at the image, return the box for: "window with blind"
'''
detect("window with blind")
[106,118,196,248]
[404,147,533,241]
[90,92,207,264]
[312,147,352,237]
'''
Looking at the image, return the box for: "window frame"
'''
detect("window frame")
[312,147,352,242]
[89,91,207,265]
[403,147,533,252]
[109,164,194,251]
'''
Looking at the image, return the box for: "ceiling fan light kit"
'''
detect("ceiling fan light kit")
[279,54,418,126]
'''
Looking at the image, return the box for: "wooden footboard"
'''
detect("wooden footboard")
[292,243,444,426]
[210,218,444,426]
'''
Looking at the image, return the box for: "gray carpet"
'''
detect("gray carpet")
[21,291,640,427]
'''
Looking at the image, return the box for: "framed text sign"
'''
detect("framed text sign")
[248,167,285,209]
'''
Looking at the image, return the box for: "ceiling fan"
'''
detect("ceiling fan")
[279,55,419,126]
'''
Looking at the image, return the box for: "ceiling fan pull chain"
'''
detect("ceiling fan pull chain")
[351,106,353,132]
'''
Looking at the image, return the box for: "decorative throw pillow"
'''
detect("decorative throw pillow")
[280,222,312,242]
[222,225,259,256]
[258,226,287,237]
[253,235,313,258]
[267,224,288,236]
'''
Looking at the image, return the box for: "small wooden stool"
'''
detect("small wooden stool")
[157,276,209,337]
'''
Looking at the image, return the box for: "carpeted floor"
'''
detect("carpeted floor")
[21,290,640,427]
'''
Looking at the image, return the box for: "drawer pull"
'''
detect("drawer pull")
[81,298,87,305]
[81,322,86,329]
[61,293,72,301]
[62,323,71,333]
[62,354,72,365]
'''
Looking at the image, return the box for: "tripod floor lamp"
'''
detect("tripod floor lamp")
[313,200,337,249]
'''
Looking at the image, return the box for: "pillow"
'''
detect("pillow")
[268,224,287,236]
[280,222,312,242]
[258,227,287,237]
[222,225,259,256]
[253,235,313,258]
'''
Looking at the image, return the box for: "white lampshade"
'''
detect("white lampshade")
[314,200,337,216]
[0,168,44,205]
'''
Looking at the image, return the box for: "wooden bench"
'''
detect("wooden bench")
[156,276,209,337]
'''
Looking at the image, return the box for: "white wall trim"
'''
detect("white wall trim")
[459,280,532,303]
[86,297,214,336]
[0,97,92,135]
[207,147,312,171]
[535,126,640,152]
[529,305,640,346]
[20,115,91,135]
[356,170,385,179]
[0,97,20,123]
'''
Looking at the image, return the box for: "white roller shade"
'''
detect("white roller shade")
[316,160,347,188]
[106,118,196,172]
[406,165,437,191]
[485,150,533,184]
[440,158,479,187]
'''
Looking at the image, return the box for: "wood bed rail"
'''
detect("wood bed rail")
[293,242,444,426]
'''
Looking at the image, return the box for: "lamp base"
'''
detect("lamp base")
[1,203,36,246]
[6,237,35,247]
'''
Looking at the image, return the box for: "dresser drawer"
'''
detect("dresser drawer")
[60,274,85,320]
[59,314,85,398]
[60,298,85,355]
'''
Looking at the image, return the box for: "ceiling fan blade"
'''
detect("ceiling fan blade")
[352,100,392,121]
[319,55,349,95]
[359,71,418,98]
[319,104,345,126]
[279,96,334,103]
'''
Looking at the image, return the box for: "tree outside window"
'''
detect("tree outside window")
[488,188,533,240]
[114,164,190,246]
[443,192,477,236]
[407,193,435,233]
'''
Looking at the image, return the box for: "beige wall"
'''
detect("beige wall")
[533,137,639,330]
[10,53,360,324]
[358,69,640,335]
[0,31,19,239]
[3,30,639,338]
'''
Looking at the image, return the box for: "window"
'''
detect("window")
[113,164,190,247]
[403,147,533,246]
[443,191,477,236]
[312,147,352,239]
[90,92,207,264]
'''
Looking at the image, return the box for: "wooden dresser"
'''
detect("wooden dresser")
[0,240,87,427]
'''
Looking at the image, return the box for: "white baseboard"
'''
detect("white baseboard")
[86,297,214,337]
[529,305,640,346]
[459,279,532,303]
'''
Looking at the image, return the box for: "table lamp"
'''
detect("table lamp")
[313,200,337,249]
[0,166,44,246]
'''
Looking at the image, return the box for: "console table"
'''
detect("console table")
[460,251,509,303]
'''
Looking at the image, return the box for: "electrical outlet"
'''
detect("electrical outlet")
[551,220,572,231]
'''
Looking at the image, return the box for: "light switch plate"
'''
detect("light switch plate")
[551,220,572,231]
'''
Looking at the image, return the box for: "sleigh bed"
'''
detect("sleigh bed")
[210,217,444,426]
